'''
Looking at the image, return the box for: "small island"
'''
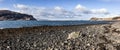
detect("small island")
[0,10,36,21]
[90,16,120,21]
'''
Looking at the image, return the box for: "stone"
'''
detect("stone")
[67,31,80,39]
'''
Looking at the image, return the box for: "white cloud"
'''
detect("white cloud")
[74,4,109,14]
[91,8,109,14]
[75,4,86,12]
[100,14,120,18]
[0,8,9,10]
[13,4,82,20]
[54,6,63,10]
[13,4,110,20]
[14,4,28,10]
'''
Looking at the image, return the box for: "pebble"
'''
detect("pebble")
[7,46,10,48]
[87,43,90,46]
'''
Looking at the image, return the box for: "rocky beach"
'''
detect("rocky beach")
[0,0,120,49]
[0,21,120,50]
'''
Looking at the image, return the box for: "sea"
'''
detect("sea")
[0,20,112,29]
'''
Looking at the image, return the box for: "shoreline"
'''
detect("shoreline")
[0,21,112,30]
[0,20,116,29]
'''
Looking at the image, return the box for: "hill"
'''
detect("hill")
[0,10,36,20]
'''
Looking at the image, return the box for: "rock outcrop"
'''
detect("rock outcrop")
[90,16,120,21]
[0,10,36,20]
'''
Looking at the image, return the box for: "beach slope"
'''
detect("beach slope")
[0,22,120,50]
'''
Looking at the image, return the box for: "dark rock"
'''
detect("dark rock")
[90,16,120,21]
[0,10,36,20]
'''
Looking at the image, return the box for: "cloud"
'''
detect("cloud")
[74,4,109,14]
[13,4,110,20]
[13,4,81,20]
[54,6,63,10]
[53,5,109,15]
[0,8,9,10]
[91,8,109,14]
[75,4,87,12]
[14,4,28,10]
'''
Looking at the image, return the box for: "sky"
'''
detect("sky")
[0,0,120,20]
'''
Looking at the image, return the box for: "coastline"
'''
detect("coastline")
[0,22,120,50]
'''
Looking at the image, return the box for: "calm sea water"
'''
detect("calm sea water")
[0,20,111,29]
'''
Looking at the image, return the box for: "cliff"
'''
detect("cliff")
[0,10,36,20]
[90,16,120,21]
[0,22,120,50]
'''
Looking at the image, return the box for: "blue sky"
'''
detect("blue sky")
[0,0,120,20]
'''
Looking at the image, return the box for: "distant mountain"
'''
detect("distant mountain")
[90,16,120,21]
[0,10,36,21]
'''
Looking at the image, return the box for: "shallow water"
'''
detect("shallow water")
[0,20,111,29]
